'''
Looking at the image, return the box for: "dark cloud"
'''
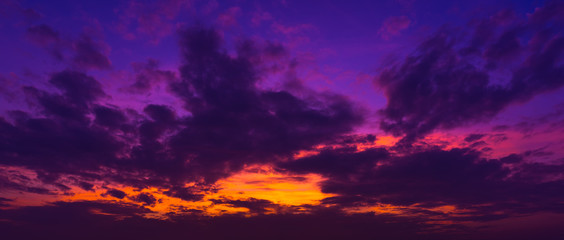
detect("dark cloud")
[127,58,176,93]
[5,72,118,176]
[0,200,450,240]
[26,24,64,60]
[105,189,127,199]
[26,24,60,46]
[49,71,105,106]
[131,192,157,206]
[163,26,363,182]
[263,41,286,58]
[0,69,123,182]
[280,147,389,177]
[528,0,564,24]
[280,146,564,219]
[144,104,176,123]
[319,148,511,206]
[93,105,128,129]
[464,134,485,142]
[375,4,564,144]
[2,3,564,238]
[25,24,111,70]
[0,197,13,207]
[211,197,278,214]
[0,168,55,194]
[163,186,205,202]
[2,200,563,240]
[78,181,94,191]
[0,26,362,195]
[72,34,111,70]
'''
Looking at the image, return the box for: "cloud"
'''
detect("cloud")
[0,0,42,25]
[26,24,111,70]
[71,34,111,70]
[3,2,564,237]
[115,0,191,43]
[26,24,64,60]
[281,145,564,220]
[131,192,157,206]
[26,24,60,46]
[93,105,127,129]
[0,201,430,240]
[49,71,106,105]
[126,58,177,93]
[280,147,389,177]
[251,9,273,26]
[0,26,363,196]
[22,70,106,122]
[210,197,278,215]
[375,5,564,144]
[270,22,315,46]
[216,7,241,28]
[3,199,563,240]
[464,133,486,142]
[378,15,411,40]
[106,189,127,199]
[0,197,13,207]
[165,26,363,182]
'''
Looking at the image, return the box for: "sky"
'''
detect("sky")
[1,0,564,239]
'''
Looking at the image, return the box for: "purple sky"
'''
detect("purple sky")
[1,0,564,239]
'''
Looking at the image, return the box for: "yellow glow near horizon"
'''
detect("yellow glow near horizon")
[212,165,333,206]
[51,164,333,218]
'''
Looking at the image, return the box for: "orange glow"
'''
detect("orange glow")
[374,135,400,147]
[213,165,333,206]
[293,144,327,158]
[26,164,334,218]
[344,203,469,226]
[343,203,406,215]
[355,135,400,151]
[0,164,480,222]
[292,134,400,159]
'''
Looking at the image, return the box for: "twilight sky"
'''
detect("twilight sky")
[1,0,564,239]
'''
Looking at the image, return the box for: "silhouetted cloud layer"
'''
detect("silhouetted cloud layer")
[1,26,362,195]
[2,1,564,239]
[375,1,564,144]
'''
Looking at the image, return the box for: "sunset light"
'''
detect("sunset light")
[2,0,564,239]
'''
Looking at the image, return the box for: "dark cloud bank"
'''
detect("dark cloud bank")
[375,0,564,145]
[2,1,564,240]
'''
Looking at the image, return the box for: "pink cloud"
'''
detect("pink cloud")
[270,22,316,47]
[378,15,411,40]
[115,0,192,44]
[217,7,241,28]
[272,22,314,35]
[251,9,273,26]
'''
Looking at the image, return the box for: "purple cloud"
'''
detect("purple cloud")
[378,16,411,40]
[375,4,564,144]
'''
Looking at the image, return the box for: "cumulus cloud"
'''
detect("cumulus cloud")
[2,2,564,238]
[126,58,177,93]
[375,4,564,144]
[71,34,111,70]
[282,146,564,220]
[0,26,362,197]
